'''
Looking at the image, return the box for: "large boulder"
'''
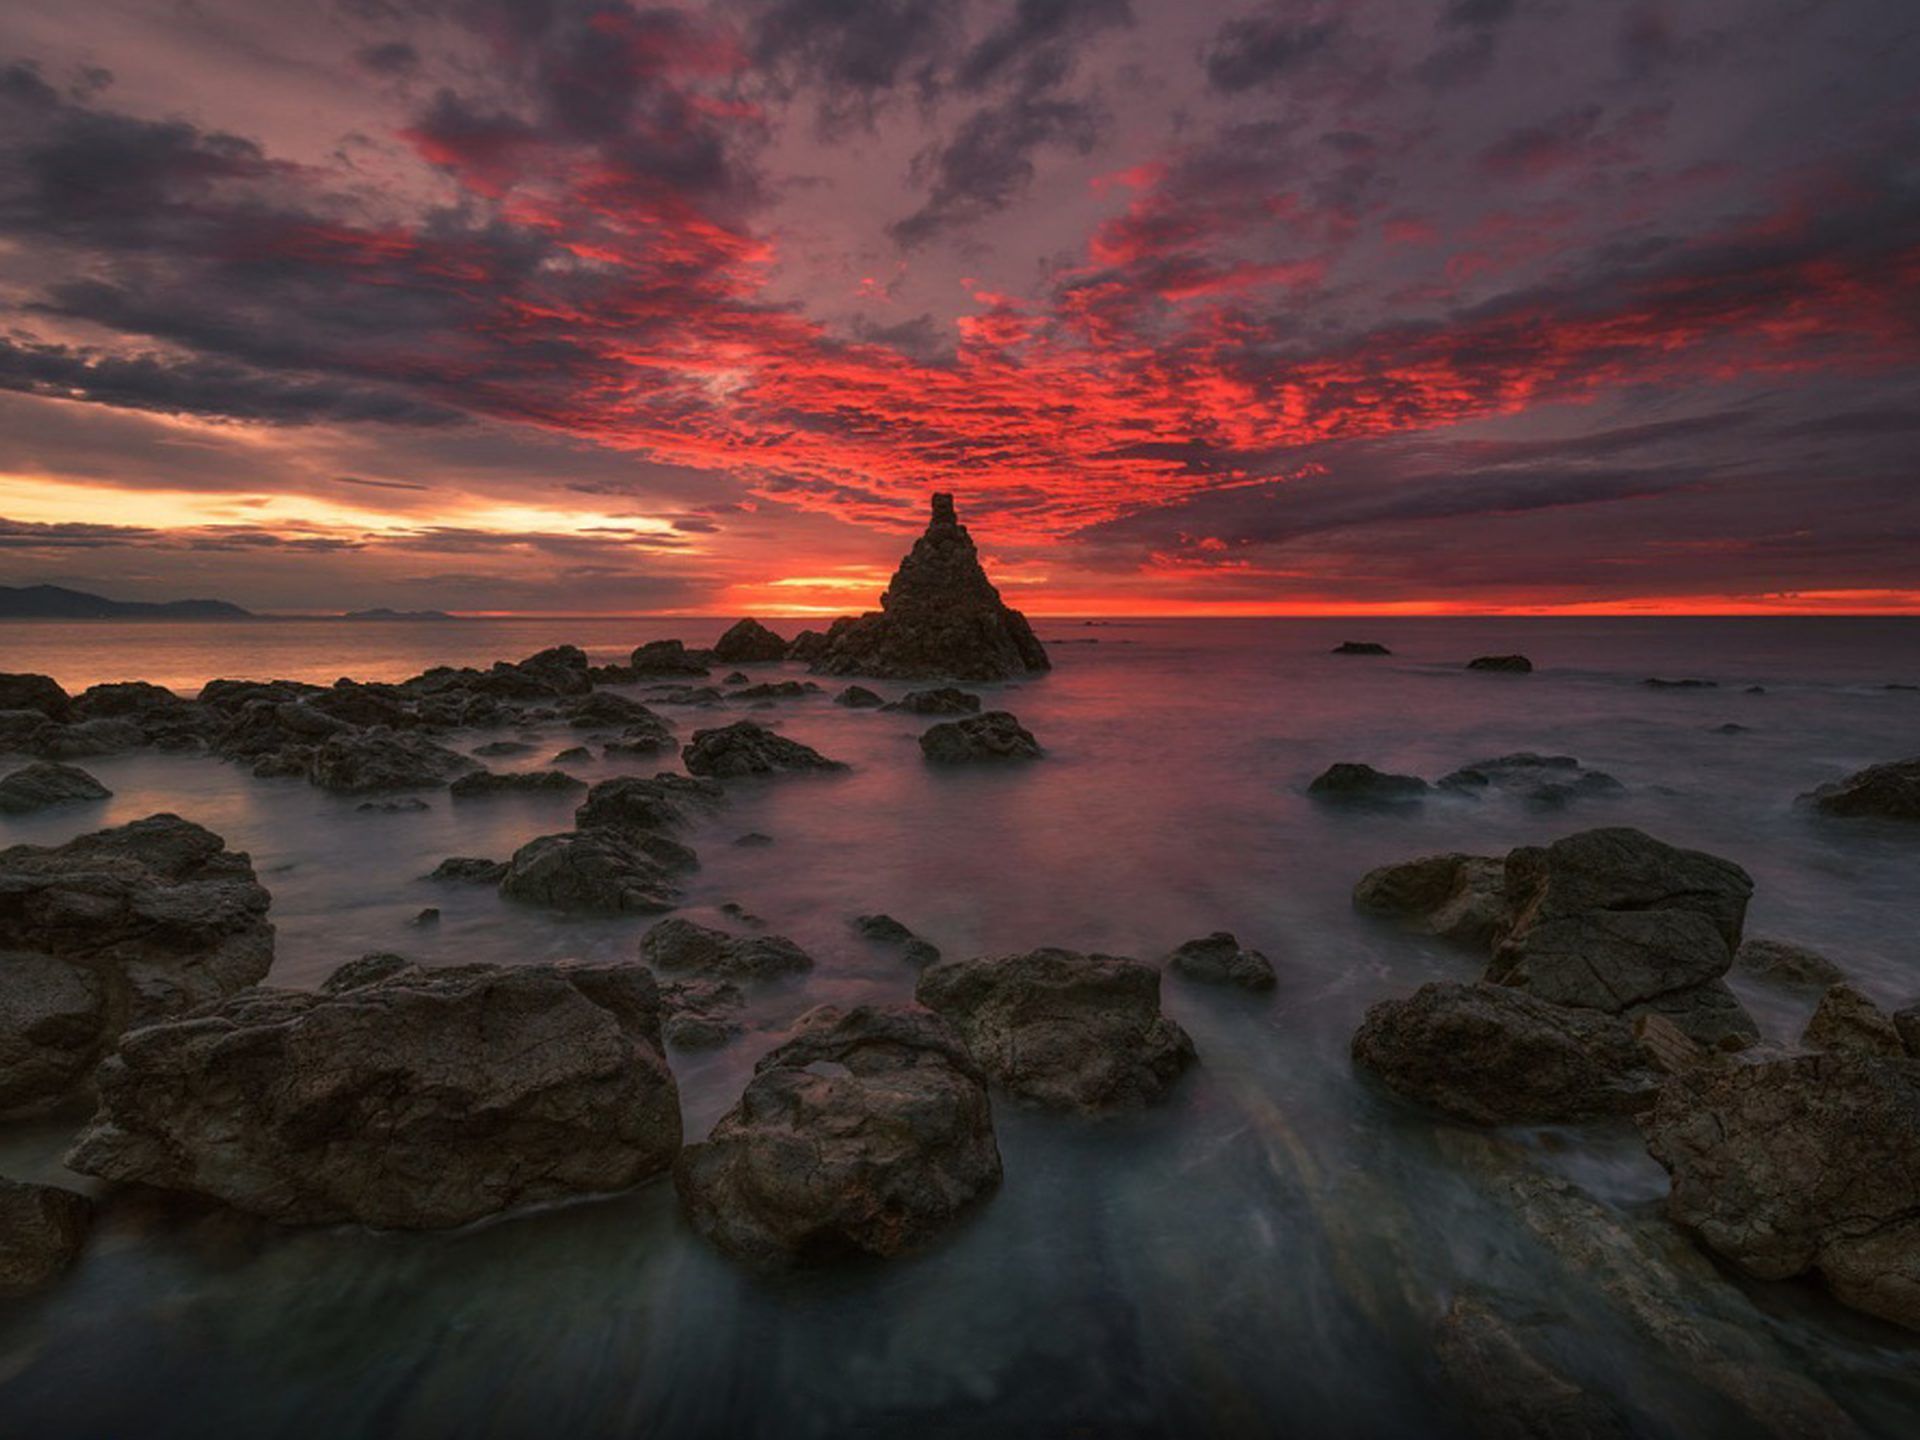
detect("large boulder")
[1352,852,1506,948]
[919,711,1041,763]
[639,917,813,982]
[1643,1053,1920,1330]
[1165,932,1275,991]
[682,721,843,778]
[810,494,1050,681]
[0,815,274,1114]
[711,618,790,664]
[1808,758,1920,820]
[307,728,476,793]
[498,829,694,914]
[575,773,724,832]
[0,673,71,719]
[1351,982,1656,1125]
[0,1177,93,1294]
[629,639,710,677]
[675,1005,1001,1265]
[0,761,111,815]
[915,948,1196,1111]
[66,958,683,1229]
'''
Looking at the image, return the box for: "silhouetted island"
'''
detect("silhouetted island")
[0,584,253,621]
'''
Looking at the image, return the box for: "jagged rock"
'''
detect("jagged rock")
[1735,937,1845,988]
[916,948,1196,1111]
[919,711,1041,763]
[629,639,710,677]
[785,629,830,663]
[1331,641,1390,655]
[66,958,683,1229]
[411,907,440,926]
[498,829,693,914]
[833,685,883,708]
[639,917,812,982]
[1626,980,1757,1053]
[72,683,216,749]
[575,773,723,832]
[675,1005,1001,1265]
[1351,983,1655,1124]
[307,728,476,793]
[683,721,844,777]
[732,681,820,701]
[0,761,111,815]
[1166,932,1275,991]
[0,815,274,1114]
[1802,984,1906,1057]
[562,691,671,737]
[659,978,746,1049]
[1433,1295,1630,1440]
[810,494,1050,681]
[1436,753,1623,809]
[887,687,981,715]
[712,618,790,664]
[1466,655,1533,673]
[1308,762,1428,802]
[0,1177,93,1294]
[0,673,72,719]
[427,856,509,884]
[1808,757,1920,820]
[448,769,586,799]
[1352,852,1506,947]
[36,717,145,759]
[1643,1052,1920,1331]
[1633,1012,1705,1075]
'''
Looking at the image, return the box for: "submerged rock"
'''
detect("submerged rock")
[1435,753,1623,809]
[731,680,821,701]
[1433,1295,1630,1440]
[0,814,274,1114]
[916,947,1196,1112]
[1643,1052,1920,1331]
[1308,762,1429,802]
[683,721,844,778]
[427,856,508,884]
[498,829,693,914]
[1351,982,1655,1125]
[675,1005,1001,1266]
[854,913,941,963]
[1807,757,1920,821]
[711,618,790,664]
[448,769,586,799]
[472,739,536,757]
[1802,984,1907,1057]
[1331,641,1390,655]
[1165,932,1276,991]
[0,761,111,815]
[810,494,1050,681]
[1466,655,1533,673]
[357,797,429,814]
[66,958,683,1230]
[887,686,981,715]
[1735,937,1846,989]
[1644,677,1718,689]
[0,1177,93,1294]
[638,917,812,982]
[1352,852,1506,948]
[919,711,1041,764]
[307,728,476,793]
[833,685,883,708]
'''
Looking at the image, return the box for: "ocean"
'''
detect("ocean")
[0,615,1916,1437]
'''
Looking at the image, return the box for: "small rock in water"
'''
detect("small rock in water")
[886,687,981,715]
[1308,762,1428,803]
[732,680,821,701]
[833,685,883,708]
[1711,722,1750,734]
[733,832,774,847]
[659,978,746,1049]
[0,761,111,815]
[1465,654,1532,673]
[1801,983,1906,1057]
[711,618,790,665]
[640,917,813,982]
[683,720,845,777]
[854,913,917,943]
[472,739,536,757]
[448,769,587,799]
[722,671,749,686]
[575,773,724,832]
[356,797,430,813]
[1806,756,1920,821]
[428,856,508,884]
[1735,937,1844,989]
[919,711,1041,763]
[1643,677,1718,689]
[1352,853,1506,948]
[551,746,593,764]
[0,1177,93,1295]
[498,829,692,914]
[1166,932,1276,992]
[411,907,441,927]
[1331,640,1391,655]
[718,901,764,927]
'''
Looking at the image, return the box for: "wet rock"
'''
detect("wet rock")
[1308,762,1429,803]
[356,797,429,813]
[0,673,72,719]
[410,907,440,926]
[1735,937,1845,989]
[683,720,845,777]
[1351,983,1655,1124]
[674,1004,1001,1265]
[575,773,723,832]
[854,913,916,943]
[638,917,813,982]
[1643,1052,1920,1331]
[1644,677,1718,689]
[833,685,883,708]
[1632,1012,1705,1075]
[0,1177,93,1294]
[66,958,683,1230]
[721,671,749,686]
[1625,980,1758,1053]
[1712,722,1750,735]
[901,939,942,966]
[732,680,821,701]
[629,639,710,677]
[916,947,1196,1112]
[427,856,508,884]
[0,711,55,754]
[307,728,476,793]
[72,683,216,749]
[659,977,746,1049]
[1802,984,1906,1057]
[712,618,790,664]
[1895,1005,1920,1058]
[448,768,586,800]
[1166,932,1276,991]
[0,814,274,1114]
[1433,1295,1630,1440]
[1331,641,1390,655]
[887,687,981,715]
[0,761,111,815]
[1352,852,1506,948]
[37,717,145,759]
[1465,655,1533,673]
[1807,757,1920,821]
[810,494,1050,681]
[498,829,693,914]
[919,711,1041,763]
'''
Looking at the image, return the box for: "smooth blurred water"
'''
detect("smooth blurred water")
[0,616,1917,1438]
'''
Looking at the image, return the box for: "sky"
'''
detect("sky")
[0,0,1917,617]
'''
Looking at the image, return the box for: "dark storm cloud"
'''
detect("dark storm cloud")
[1200,8,1339,94]
[952,0,1133,91]
[1417,0,1521,89]
[732,0,957,125]
[355,40,421,75]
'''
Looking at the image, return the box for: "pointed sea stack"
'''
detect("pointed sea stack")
[810,493,1051,681]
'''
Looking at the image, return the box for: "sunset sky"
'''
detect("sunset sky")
[1,0,1916,616]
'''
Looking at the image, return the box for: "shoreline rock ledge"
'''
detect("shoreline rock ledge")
[811,493,1051,681]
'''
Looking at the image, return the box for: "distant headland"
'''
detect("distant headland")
[0,586,467,622]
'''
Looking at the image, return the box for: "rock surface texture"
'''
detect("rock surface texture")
[0,1177,94,1294]
[1352,852,1506,948]
[683,721,844,777]
[498,829,693,913]
[1808,757,1920,820]
[919,711,1042,763]
[1166,932,1276,991]
[0,762,111,815]
[639,918,813,982]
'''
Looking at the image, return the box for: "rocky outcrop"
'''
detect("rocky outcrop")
[1166,932,1276,991]
[0,761,111,815]
[0,814,274,1114]
[887,687,981,715]
[575,773,723,832]
[1352,983,1656,1124]
[0,673,72,719]
[1308,762,1428,802]
[498,829,693,914]
[1331,641,1390,655]
[639,918,812,982]
[66,958,683,1229]
[1807,757,1920,820]
[1734,936,1844,988]
[833,685,883,708]
[1643,1053,1920,1330]
[785,629,830,664]
[307,728,476,793]
[561,690,671,735]
[711,618,790,664]
[683,721,844,777]
[1466,655,1533,673]
[71,683,217,749]
[1352,852,1506,948]
[0,1177,93,1294]
[675,1005,1001,1265]
[448,768,586,800]
[916,948,1196,1111]
[810,494,1050,681]
[1802,984,1907,1057]
[427,856,509,884]
[919,711,1041,763]
[628,639,711,677]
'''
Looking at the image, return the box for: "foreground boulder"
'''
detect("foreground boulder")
[66,959,683,1229]
[1807,757,1920,820]
[811,494,1050,681]
[1351,983,1656,1125]
[0,815,274,1114]
[639,917,813,982]
[711,618,790,664]
[1352,852,1505,947]
[675,1005,1001,1266]
[0,1177,93,1294]
[919,711,1041,764]
[683,720,844,778]
[307,728,476,793]
[1643,1053,1920,1330]
[0,761,111,815]
[1165,932,1275,991]
[498,829,693,913]
[916,948,1196,1111]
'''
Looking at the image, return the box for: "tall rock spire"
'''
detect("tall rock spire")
[811,494,1051,681]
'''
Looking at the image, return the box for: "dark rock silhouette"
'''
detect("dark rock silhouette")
[1308,762,1429,802]
[919,711,1041,763]
[575,773,722,832]
[1332,641,1390,655]
[448,769,585,799]
[0,761,110,815]
[811,494,1050,681]
[498,829,693,913]
[887,687,981,715]
[0,1178,93,1294]
[1352,852,1506,948]
[833,685,883,708]
[683,721,844,777]
[1807,757,1920,820]
[1467,654,1532,672]
[712,619,790,664]
[0,673,72,718]
[629,639,711,677]
[1166,932,1276,991]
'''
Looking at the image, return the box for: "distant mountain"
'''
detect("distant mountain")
[339,607,465,622]
[0,584,254,620]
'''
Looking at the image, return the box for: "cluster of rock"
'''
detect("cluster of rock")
[492,774,721,915]
[1311,753,1622,809]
